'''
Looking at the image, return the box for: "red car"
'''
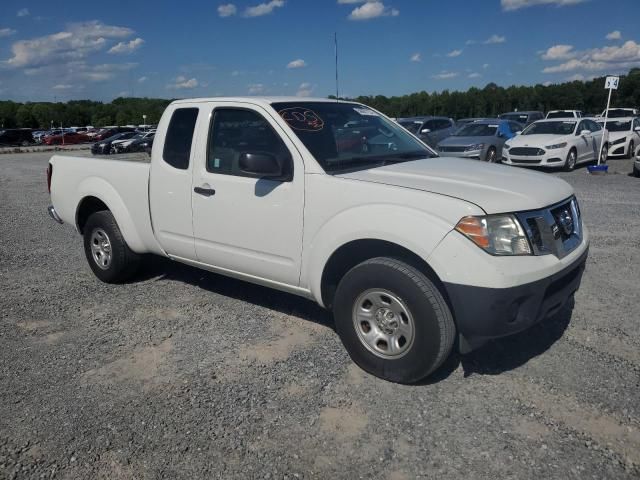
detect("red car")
[43,132,91,145]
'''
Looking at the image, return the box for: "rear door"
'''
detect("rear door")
[190,102,304,286]
[149,105,200,259]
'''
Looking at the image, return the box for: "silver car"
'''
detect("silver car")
[397,116,456,148]
[436,119,523,162]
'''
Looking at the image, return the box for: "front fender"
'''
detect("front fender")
[302,204,457,306]
[75,177,146,253]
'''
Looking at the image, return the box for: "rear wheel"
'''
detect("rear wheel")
[83,211,140,283]
[333,257,455,384]
[563,148,577,172]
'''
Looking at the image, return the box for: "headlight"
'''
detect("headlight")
[503,143,511,150]
[455,215,532,256]
[99,143,106,147]
[465,143,485,151]
[545,142,567,149]
[611,137,626,146]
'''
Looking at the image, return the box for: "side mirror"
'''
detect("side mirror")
[580,129,591,136]
[514,131,522,135]
[239,152,288,180]
[634,126,640,132]
[420,128,431,134]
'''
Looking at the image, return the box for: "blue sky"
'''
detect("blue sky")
[0,0,639,102]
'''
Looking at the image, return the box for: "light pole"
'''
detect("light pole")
[142,114,147,131]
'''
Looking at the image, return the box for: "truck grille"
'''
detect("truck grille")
[439,146,466,153]
[510,147,545,156]
[516,198,582,259]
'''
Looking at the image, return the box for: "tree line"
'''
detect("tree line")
[1,69,639,129]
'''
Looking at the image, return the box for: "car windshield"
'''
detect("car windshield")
[547,111,574,119]
[500,113,529,122]
[522,121,575,135]
[598,120,631,132]
[454,123,498,137]
[606,109,635,118]
[272,102,435,174]
[397,120,423,134]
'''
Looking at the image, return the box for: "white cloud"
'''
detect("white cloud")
[248,83,265,94]
[484,34,506,44]
[218,3,237,17]
[410,52,421,62]
[543,81,552,86]
[244,0,285,17]
[3,21,134,69]
[541,44,575,60]
[138,76,148,83]
[286,58,307,69]
[542,40,640,73]
[108,37,144,55]
[52,84,73,90]
[296,82,314,97]
[231,70,240,76]
[566,73,585,81]
[0,28,17,37]
[606,30,622,41]
[168,76,199,89]
[17,8,30,17]
[465,40,476,45]
[337,0,365,3]
[468,72,481,78]
[501,0,587,11]
[348,2,399,20]
[432,71,458,79]
[446,49,462,57]
[482,63,490,69]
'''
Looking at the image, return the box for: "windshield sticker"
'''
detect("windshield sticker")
[278,107,324,132]
[353,107,379,117]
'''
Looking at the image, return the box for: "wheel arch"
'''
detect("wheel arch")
[319,238,450,311]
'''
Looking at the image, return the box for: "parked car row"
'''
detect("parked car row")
[91,130,156,155]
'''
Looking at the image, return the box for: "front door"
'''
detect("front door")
[191,104,304,286]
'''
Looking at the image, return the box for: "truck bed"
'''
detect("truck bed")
[49,153,164,255]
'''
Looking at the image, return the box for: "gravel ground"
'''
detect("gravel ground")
[1,152,639,480]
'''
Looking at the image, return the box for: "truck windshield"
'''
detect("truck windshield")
[271,102,435,173]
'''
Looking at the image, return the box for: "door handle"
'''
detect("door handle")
[194,186,216,197]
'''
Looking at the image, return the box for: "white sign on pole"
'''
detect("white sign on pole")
[605,76,619,90]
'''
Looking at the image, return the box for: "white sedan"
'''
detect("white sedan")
[597,117,640,159]
[502,118,608,171]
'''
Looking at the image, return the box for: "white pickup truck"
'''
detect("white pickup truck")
[47,97,589,383]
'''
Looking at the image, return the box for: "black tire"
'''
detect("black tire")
[627,140,635,160]
[333,257,455,384]
[600,143,608,164]
[633,165,640,178]
[485,147,497,163]
[563,148,577,172]
[83,210,140,283]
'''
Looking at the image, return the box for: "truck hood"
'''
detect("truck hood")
[336,157,573,214]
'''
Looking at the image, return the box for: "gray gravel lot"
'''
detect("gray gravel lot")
[1,152,639,480]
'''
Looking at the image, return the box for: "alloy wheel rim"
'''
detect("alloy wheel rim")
[352,288,415,359]
[90,228,112,270]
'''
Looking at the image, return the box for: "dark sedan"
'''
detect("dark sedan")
[91,132,138,155]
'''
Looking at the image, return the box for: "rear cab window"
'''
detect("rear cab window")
[162,108,199,169]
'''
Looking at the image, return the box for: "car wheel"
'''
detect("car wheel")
[333,257,455,384]
[83,210,140,283]
[21,140,30,147]
[485,147,497,163]
[627,140,635,160]
[563,148,577,172]
[633,165,640,178]
[600,143,608,164]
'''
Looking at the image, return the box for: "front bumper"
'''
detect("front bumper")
[502,146,569,168]
[444,247,588,353]
[608,141,628,157]
[47,205,63,224]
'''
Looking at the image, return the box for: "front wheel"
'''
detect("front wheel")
[485,147,497,163]
[600,143,608,164]
[627,140,635,160]
[83,211,140,283]
[333,257,455,384]
[563,148,577,172]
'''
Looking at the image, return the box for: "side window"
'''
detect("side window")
[576,121,585,134]
[163,108,199,170]
[422,120,437,132]
[509,122,521,133]
[207,108,292,178]
[589,120,601,132]
[437,119,451,130]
